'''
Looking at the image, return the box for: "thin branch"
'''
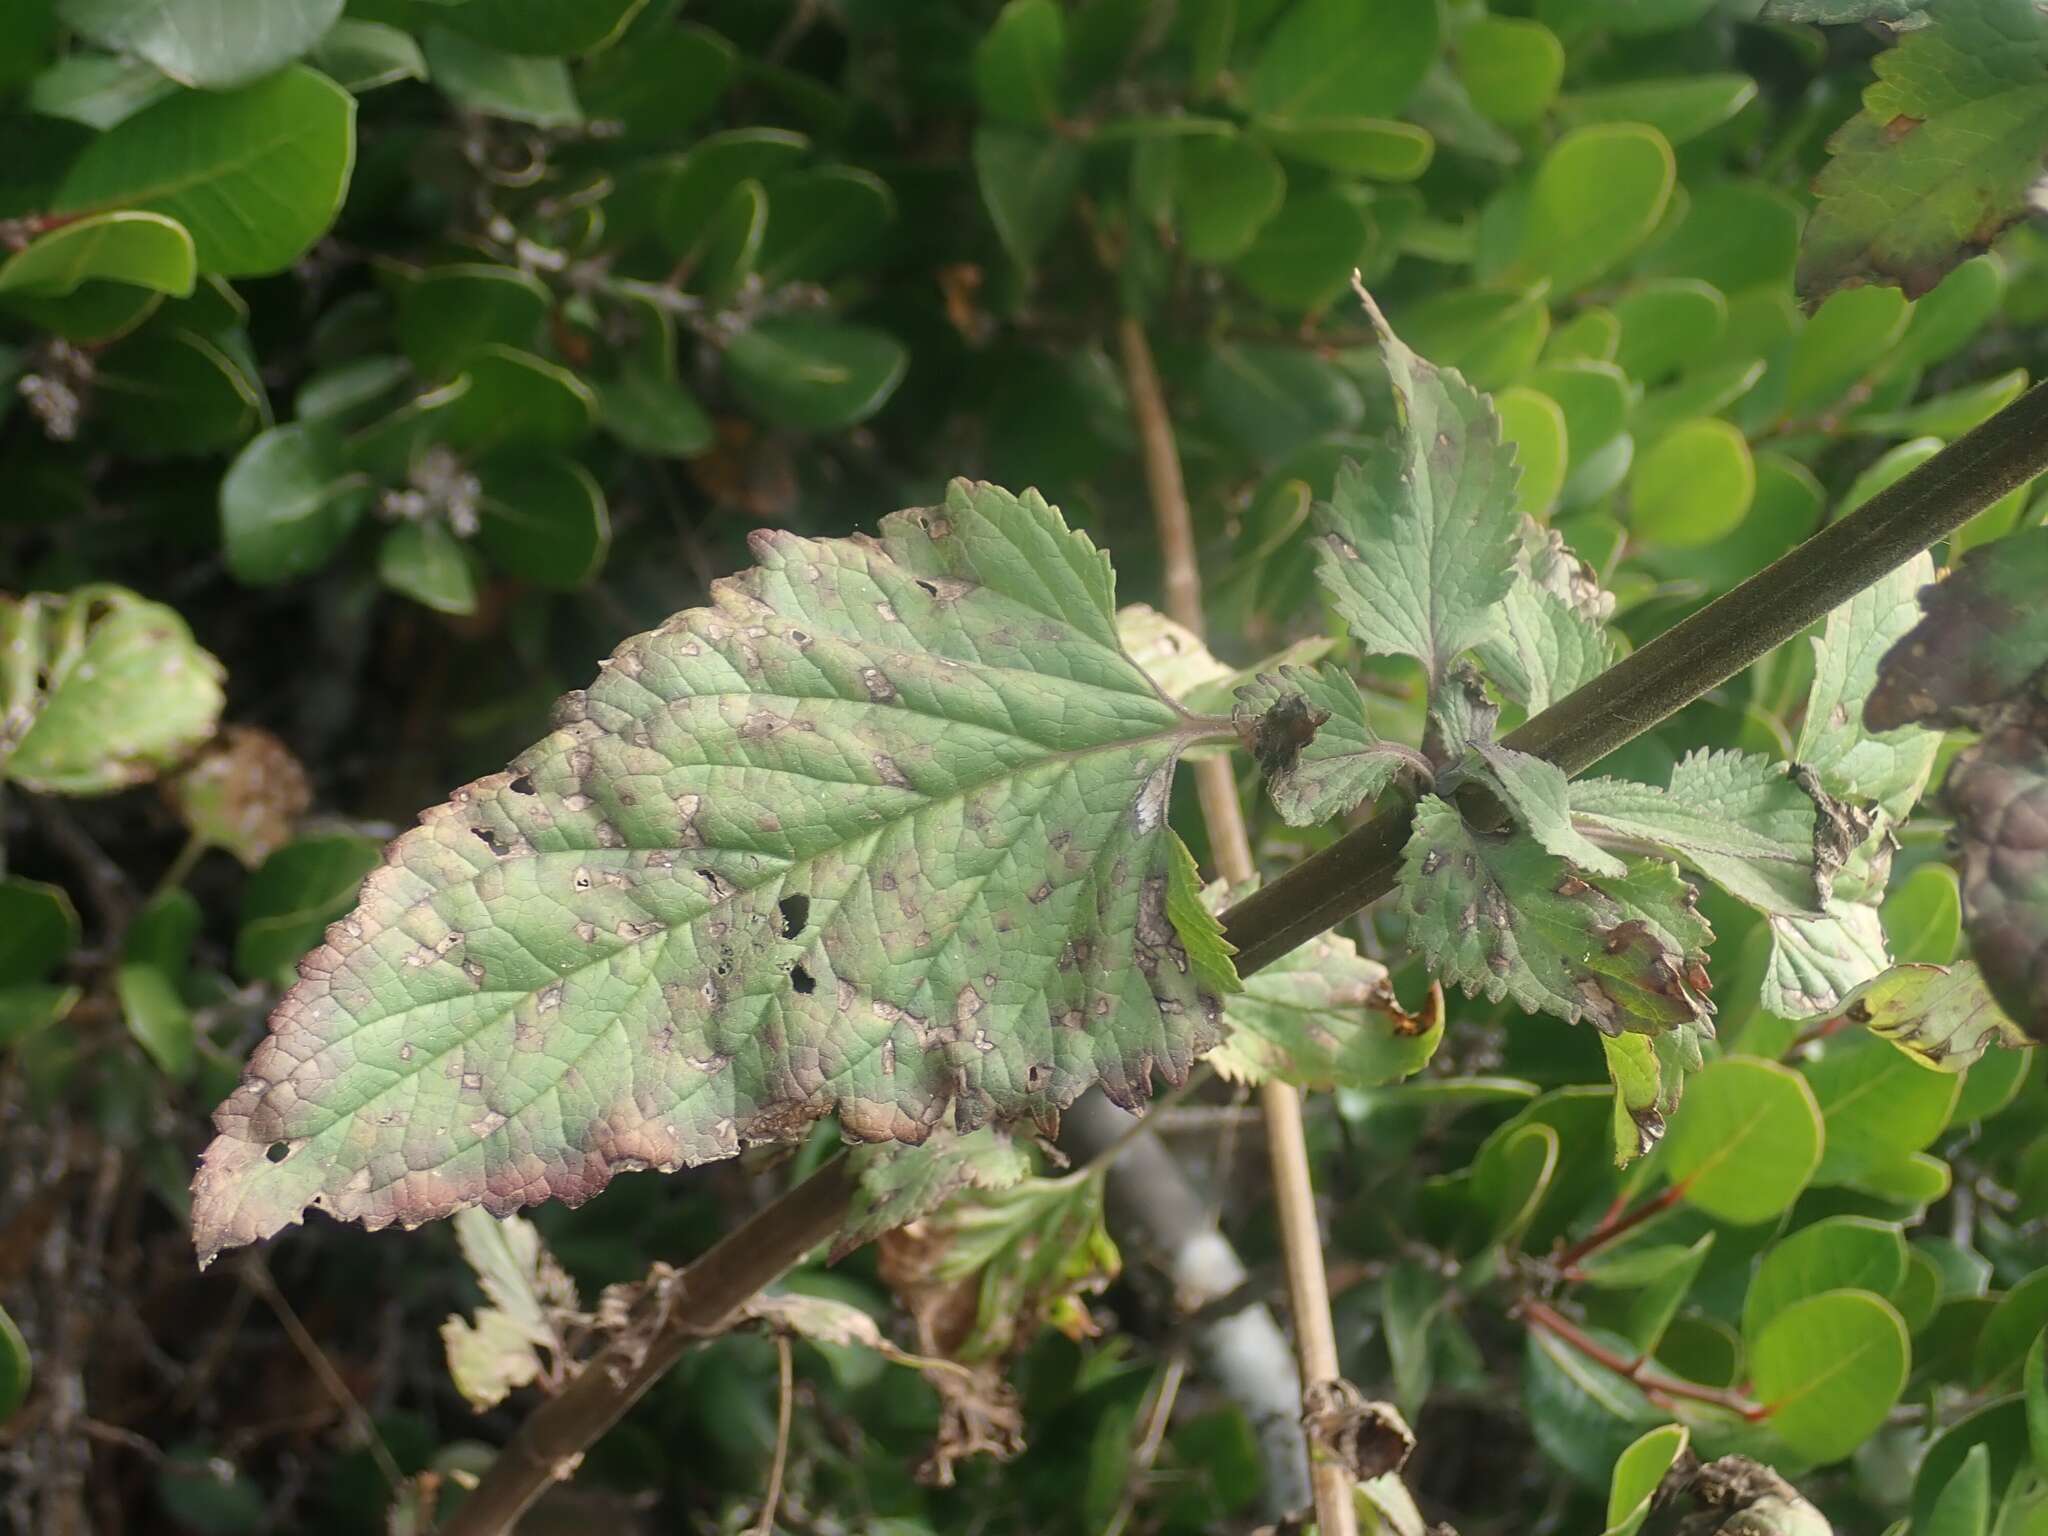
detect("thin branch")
[1220,380,2048,975]
[1117,312,1358,1536]
[1550,1185,1687,1278]
[1517,1299,1768,1422]
[439,372,2048,1536]
[750,1336,795,1536]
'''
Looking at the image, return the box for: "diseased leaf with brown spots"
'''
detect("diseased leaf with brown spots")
[1867,527,2048,732]
[191,481,1235,1266]
[1232,664,1431,827]
[1840,960,2028,1069]
[1398,794,1714,1038]
[1798,0,2048,300]
[840,1126,1033,1256]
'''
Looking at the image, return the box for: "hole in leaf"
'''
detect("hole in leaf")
[777,893,810,939]
[472,826,501,852]
[790,963,816,995]
[916,579,939,597]
[507,774,534,795]
[265,1142,291,1164]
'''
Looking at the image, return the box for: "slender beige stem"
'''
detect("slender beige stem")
[751,1335,795,1536]
[1117,313,1357,1536]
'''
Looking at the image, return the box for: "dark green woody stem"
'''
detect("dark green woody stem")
[1222,380,2048,975]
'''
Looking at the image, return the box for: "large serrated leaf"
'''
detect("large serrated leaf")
[1314,290,1519,685]
[191,482,1233,1265]
[1473,516,1616,713]
[1399,795,1712,1036]
[1798,0,2048,299]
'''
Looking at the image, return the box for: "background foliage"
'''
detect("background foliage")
[3,0,2048,1533]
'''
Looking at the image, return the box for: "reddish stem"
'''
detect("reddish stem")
[1551,1183,1687,1276]
[1518,1299,1769,1422]
[1784,1012,1850,1059]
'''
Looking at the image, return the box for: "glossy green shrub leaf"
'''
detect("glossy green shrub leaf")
[398,264,551,380]
[1246,0,1437,122]
[423,28,579,127]
[1628,419,1754,551]
[1784,285,1913,415]
[311,18,425,92]
[220,424,371,586]
[1806,1032,1960,1183]
[1253,116,1432,180]
[0,878,79,986]
[1454,16,1563,127]
[1232,664,1423,826]
[1912,1398,2032,1530]
[94,323,263,455]
[0,1303,27,1424]
[1561,75,1757,146]
[59,0,343,89]
[756,168,893,286]
[657,128,808,259]
[378,520,480,617]
[1924,1444,1993,1536]
[1751,1290,1910,1463]
[190,482,1233,1264]
[0,586,224,796]
[237,834,383,986]
[441,347,596,452]
[2028,1333,2048,1479]
[974,125,1081,273]
[1314,292,1517,684]
[1646,182,1803,295]
[1744,1217,1908,1344]
[54,67,356,277]
[1570,751,1827,918]
[1198,344,1363,462]
[1173,132,1286,262]
[1229,184,1370,312]
[1659,1056,1822,1224]
[1495,386,1566,516]
[692,179,766,304]
[432,0,644,57]
[975,0,1064,128]
[1974,1271,2048,1386]
[1603,1423,1687,1536]
[1517,125,1676,297]
[1883,864,1963,965]
[1893,255,2006,371]
[726,319,907,433]
[475,456,609,590]
[1800,0,2048,299]
[598,366,713,459]
[578,20,730,140]
[1398,285,1550,393]
[0,210,194,299]
[1613,280,1726,388]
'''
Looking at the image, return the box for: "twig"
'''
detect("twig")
[239,1256,404,1494]
[1077,1065,1213,1177]
[1550,1185,1687,1277]
[1117,312,1358,1536]
[1101,1352,1188,1536]
[751,1335,794,1536]
[1517,1299,1768,1421]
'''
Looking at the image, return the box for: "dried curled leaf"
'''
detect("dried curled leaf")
[1839,960,2028,1069]
[0,584,225,796]
[192,481,1233,1266]
[1233,664,1431,827]
[440,1207,582,1412]
[1867,528,2048,731]
[1400,795,1714,1037]
[1301,1378,1416,1482]
[166,725,313,868]
[1946,715,2048,1030]
[878,1171,1117,1484]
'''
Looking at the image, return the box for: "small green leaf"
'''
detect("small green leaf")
[1765,903,1891,1022]
[975,0,1064,127]
[119,888,200,1079]
[1599,1030,1693,1163]
[378,520,481,617]
[0,586,225,797]
[1560,75,1758,146]
[2027,1332,2048,1479]
[1923,1443,1993,1536]
[1799,0,2048,299]
[1751,1289,1910,1463]
[1516,124,1676,297]
[690,178,766,304]
[27,51,176,130]
[1173,132,1286,262]
[1313,289,1519,684]
[192,483,1231,1263]
[310,18,426,91]
[1784,285,1914,415]
[1809,1031,1961,1184]
[423,27,580,127]
[236,834,382,986]
[54,67,356,277]
[1975,1272,2048,1387]
[726,319,907,432]
[1232,664,1423,826]
[1628,418,1754,551]
[1645,182,1804,295]
[441,346,597,452]
[1570,751,1828,918]
[578,21,731,141]
[1743,1217,1909,1344]
[1495,386,1567,516]
[475,456,609,590]
[1603,1423,1688,1536]
[1883,864,1963,965]
[973,125,1082,273]
[0,1302,28,1424]
[1247,0,1437,121]
[1659,1056,1822,1224]
[58,0,343,89]
[1454,16,1564,127]
[1613,280,1727,387]
[598,365,713,459]
[1398,285,1550,393]
[0,877,80,987]
[658,128,809,260]
[220,424,371,586]
[1251,116,1433,180]
[398,263,551,380]
[1197,344,1363,462]
[1471,742,1627,878]
[1841,962,2027,1071]
[94,323,264,456]
[1228,184,1371,312]
[0,210,194,299]
[1473,517,1617,713]
[431,0,645,57]
[755,167,893,286]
